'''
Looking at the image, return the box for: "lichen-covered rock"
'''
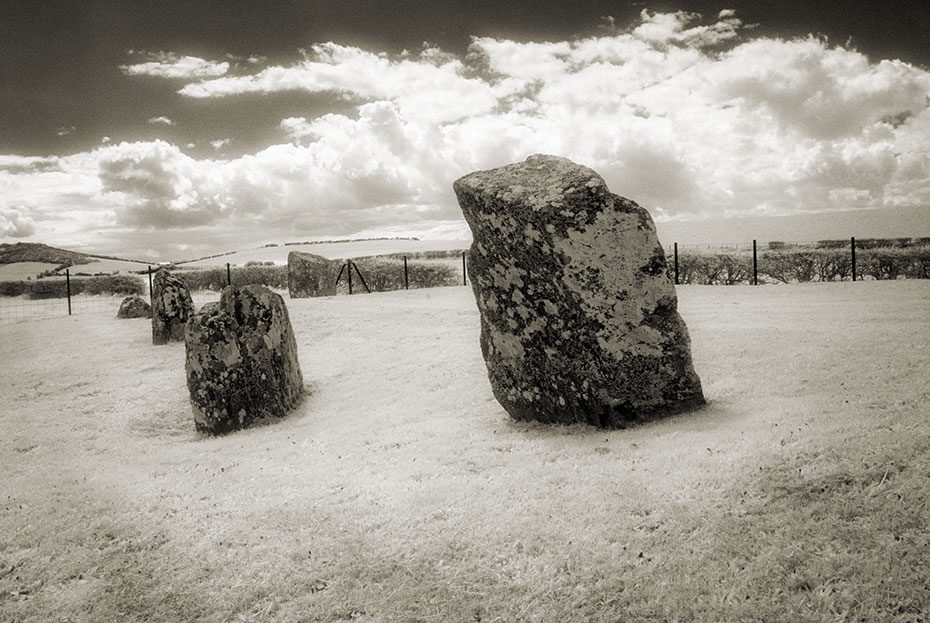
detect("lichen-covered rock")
[453,154,704,428]
[151,269,194,344]
[185,285,303,434]
[287,251,339,298]
[117,294,151,319]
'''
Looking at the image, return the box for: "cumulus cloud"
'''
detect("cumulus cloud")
[180,43,498,123]
[0,207,36,238]
[121,52,229,79]
[3,10,929,258]
[96,140,227,228]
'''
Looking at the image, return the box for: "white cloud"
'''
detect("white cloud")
[121,52,229,79]
[148,116,175,125]
[0,207,36,238]
[3,10,929,258]
[179,43,498,123]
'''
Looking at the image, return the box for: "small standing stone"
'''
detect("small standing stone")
[151,269,194,345]
[185,285,304,434]
[453,154,705,428]
[287,251,339,298]
[117,294,152,319]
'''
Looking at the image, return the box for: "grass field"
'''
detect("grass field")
[0,262,60,282]
[1,281,928,622]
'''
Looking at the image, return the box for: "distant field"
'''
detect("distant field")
[2,281,928,622]
[71,258,152,274]
[0,258,152,283]
[0,262,59,281]
[180,239,469,267]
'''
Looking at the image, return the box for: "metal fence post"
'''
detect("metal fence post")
[403,256,409,290]
[752,239,758,285]
[851,237,857,282]
[673,242,679,285]
[66,269,72,315]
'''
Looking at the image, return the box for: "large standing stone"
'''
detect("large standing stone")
[185,285,303,434]
[117,294,152,319]
[151,269,194,345]
[453,154,705,428]
[287,251,339,298]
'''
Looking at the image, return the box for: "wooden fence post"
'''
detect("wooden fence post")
[226,263,231,286]
[851,237,857,282]
[403,256,409,290]
[673,243,679,285]
[147,265,153,305]
[752,239,758,285]
[66,269,72,315]
[462,251,467,286]
[352,261,371,293]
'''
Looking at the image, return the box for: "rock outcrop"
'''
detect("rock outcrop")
[151,269,194,345]
[117,294,152,319]
[453,154,704,428]
[287,251,339,298]
[185,285,303,434]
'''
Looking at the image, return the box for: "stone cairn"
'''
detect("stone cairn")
[117,294,151,319]
[185,285,303,434]
[453,154,705,428]
[287,251,339,298]
[151,269,194,345]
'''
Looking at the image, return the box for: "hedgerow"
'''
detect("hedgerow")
[340,258,459,293]
[173,266,289,291]
[19,274,145,299]
[670,245,930,284]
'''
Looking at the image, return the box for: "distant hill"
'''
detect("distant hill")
[0,242,93,266]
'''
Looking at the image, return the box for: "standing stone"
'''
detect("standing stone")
[151,269,194,345]
[185,285,303,434]
[287,251,339,298]
[453,154,704,428]
[117,294,152,319]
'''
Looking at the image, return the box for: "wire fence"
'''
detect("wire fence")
[666,237,930,285]
[2,240,929,326]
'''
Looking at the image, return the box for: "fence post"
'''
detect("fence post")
[66,269,72,316]
[462,251,467,286]
[347,260,353,295]
[226,263,231,286]
[673,243,679,285]
[403,256,409,290]
[147,265,153,305]
[352,261,371,293]
[851,237,857,282]
[752,240,758,285]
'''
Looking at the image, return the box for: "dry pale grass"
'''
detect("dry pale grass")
[1,281,928,622]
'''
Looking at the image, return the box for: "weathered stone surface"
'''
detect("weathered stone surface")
[453,154,704,428]
[117,294,151,319]
[185,285,303,434]
[151,269,194,345]
[287,251,339,298]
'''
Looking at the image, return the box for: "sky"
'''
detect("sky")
[2,1,929,261]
